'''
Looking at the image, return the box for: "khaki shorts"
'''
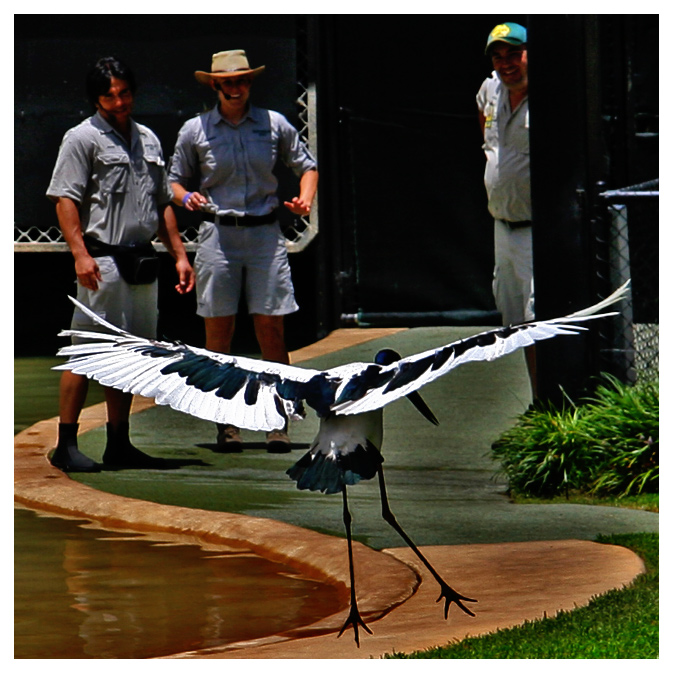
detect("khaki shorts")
[194,221,299,318]
[70,255,158,342]
[493,220,535,326]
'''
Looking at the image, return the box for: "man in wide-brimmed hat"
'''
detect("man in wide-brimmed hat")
[193,49,266,85]
[169,49,318,452]
[476,23,536,396]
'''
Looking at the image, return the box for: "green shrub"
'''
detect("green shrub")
[585,376,658,496]
[491,403,605,496]
[492,375,658,498]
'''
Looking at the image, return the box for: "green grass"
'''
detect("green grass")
[13,357,106,434]
[509,490,658,512]
[386,532,658,659]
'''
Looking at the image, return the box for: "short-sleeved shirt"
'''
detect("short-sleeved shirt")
[168,105,317,217]
[477,72,531,222]
[46,112,173,246]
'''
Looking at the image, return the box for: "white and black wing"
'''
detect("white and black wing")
[54,297,353,431]
[329,282,630,417]
[55,282,628,428]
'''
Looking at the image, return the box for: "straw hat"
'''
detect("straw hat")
[194,50,265,85]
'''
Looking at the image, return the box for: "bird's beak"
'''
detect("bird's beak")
[406,391,439,426]
[375,349,438,425]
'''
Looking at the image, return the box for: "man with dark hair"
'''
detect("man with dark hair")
[85,56,137,106]
[47,57,194,472]
[477,23,536,395]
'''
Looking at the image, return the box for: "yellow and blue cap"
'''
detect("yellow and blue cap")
[485,22,527,55]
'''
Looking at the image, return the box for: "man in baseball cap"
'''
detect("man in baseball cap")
[485,22,527,54]
[476,23,536,396]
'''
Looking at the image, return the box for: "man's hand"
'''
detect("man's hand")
[74,253,102,291]
[174,258,195,295]
[179,189,209,212]
[56,197,102,291]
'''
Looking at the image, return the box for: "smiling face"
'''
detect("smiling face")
[96,76,134,129]
[212,75,253,119]
[490,43,528,93]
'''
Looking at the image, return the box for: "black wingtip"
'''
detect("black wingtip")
[406,390,439,426]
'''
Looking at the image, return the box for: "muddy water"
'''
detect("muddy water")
[15,507,345,659]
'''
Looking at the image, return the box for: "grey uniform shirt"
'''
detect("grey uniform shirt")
[46,111,172,246]
[477,72,531,222]
[168,105,317,217]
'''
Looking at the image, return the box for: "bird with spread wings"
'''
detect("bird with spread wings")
[54,281,629,645]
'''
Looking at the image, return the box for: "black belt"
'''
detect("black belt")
[201,209,278,227]
[502,219,532,230]
[82,234,155,258]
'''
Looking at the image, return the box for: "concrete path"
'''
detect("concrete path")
[67,326,658,549]
[162,540,644,659]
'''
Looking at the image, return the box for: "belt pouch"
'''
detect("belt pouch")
[84,235,159,285]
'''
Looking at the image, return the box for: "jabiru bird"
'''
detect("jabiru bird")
[53,281,629,645]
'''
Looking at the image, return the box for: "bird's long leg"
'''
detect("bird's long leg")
[377,466,477,618]
[338,485,373,646]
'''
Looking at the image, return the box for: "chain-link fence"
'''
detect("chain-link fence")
[595,179,659,384]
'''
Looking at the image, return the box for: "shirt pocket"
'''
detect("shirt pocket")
[510,118,530,156]
[142,152,166,195]
[98,152,130,194]
[247,133,275,173]
[204,135,237,181]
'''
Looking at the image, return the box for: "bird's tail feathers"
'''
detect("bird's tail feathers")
[562,280,630,321]
[287,441,383,494]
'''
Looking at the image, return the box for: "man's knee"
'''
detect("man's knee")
[253,314,284,338]
[204,316,236,353]
[252,314,288,363]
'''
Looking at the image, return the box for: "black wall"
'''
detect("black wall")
[15,14,520,355]
[314,15,528,327]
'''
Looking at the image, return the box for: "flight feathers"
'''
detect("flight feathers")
[54,282,628,430]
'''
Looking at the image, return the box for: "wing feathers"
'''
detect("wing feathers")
[55,298,328,430]
[331,282,629,416]
[55,285,627,428]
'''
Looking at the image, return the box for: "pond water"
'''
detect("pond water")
[15,507,345,659]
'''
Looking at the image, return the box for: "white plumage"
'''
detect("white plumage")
[55,281,628,433]
[54,281,629,644]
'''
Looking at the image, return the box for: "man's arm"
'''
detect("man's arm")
[156,203,195,294]
[55,196,102,291]
[478,109,486,138]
